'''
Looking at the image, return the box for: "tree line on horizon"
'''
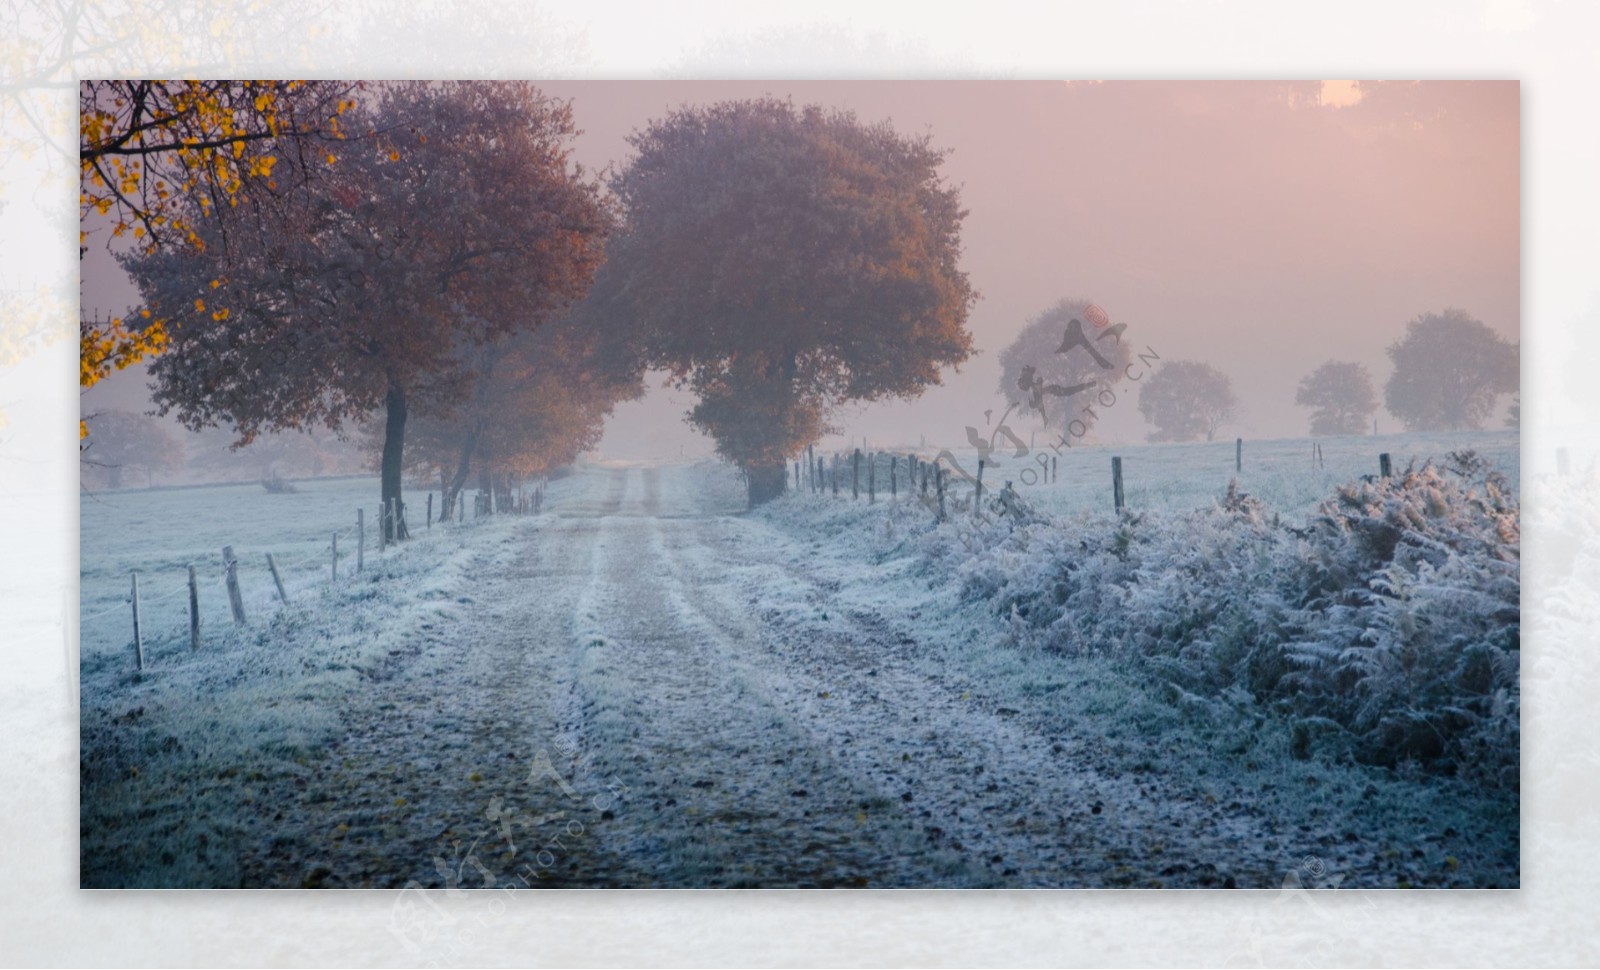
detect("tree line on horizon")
[81,81,1518,517]
[998,299,1518,444]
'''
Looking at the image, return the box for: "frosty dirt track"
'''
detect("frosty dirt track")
[224,462,1287,889]
[83,460,1513,889]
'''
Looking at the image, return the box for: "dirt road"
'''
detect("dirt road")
[211,462,1296,890]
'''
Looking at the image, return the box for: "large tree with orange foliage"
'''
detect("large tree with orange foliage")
[121,82,612,538]
[583,98,977,505]
[79,80,360,397]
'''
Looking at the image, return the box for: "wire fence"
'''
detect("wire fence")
[802,433,1530,523]
[80,481,548,675]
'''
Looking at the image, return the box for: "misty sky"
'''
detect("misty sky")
[81,80,1519,459]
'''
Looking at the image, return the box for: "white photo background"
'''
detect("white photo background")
[4,0,1599,965]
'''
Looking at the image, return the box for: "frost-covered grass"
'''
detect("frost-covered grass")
[78,517,509,886]
[77,473,591,886]
[759,437,1521,885]
[81,476,385,675]
[780,444,1520,788]
[79,475,571,675]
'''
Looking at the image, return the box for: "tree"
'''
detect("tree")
[584,98,976,506]
[1137,360,1237,442]
[186,424,368,484]
[1384,308,1518,431]
[79,80,360,398]
[399,311,643,516]
[1294,360,1378,436]
[122,81,612,538]
[997,298,1132,437]
[80,411,183,488]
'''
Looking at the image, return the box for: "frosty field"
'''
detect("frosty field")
[915,427,1520,520]
[79,430,1520,891]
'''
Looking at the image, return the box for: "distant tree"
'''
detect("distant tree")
[583,98,977,506]
[997,298,1132,437]
[78,80,360,401]
[1137,360,1238,443]
[121,82,611,539]
[81,411,183,488]
[1384,309,1518,431]
[399,312,643,515]
[1294,360,1378,436]
[186,425,367,483]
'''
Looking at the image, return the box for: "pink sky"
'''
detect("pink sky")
[82,80,1519,455]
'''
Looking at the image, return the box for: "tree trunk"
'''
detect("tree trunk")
[381,375,410,541]
[745,461,787,508]
[441,422,481,525]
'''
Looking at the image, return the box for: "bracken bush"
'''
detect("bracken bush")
[925,460,1519,791]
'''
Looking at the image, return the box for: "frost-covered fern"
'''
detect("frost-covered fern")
[915,465,1521,790]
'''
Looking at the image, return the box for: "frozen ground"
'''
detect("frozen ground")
[80,450,1518,889]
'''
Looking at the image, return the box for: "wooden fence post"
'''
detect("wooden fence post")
[795,461,801,491]
[427,493,433,530]
[832,456,839,496]
[868,453,876,503]
[222,545,246,626]
[1112,456,1125,512]
[188,564,200,651]
[357,508,365,573]
[936,464,946,520]
[266,553,289,604]
[130,571,144,671]
[331,532,339,581]
[379,503,388,551]
[1379,452,1393,478]
[891,456,898,497]
[852,449,861,500]
[975,458,985,516]
[808,445,816,490]
[1051,455,1058,484]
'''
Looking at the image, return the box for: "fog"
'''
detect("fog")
[80,80,1518,469]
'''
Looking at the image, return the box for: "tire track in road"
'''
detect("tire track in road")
[560,467,963,887]
[243,506,630,888]
[652,508,1283,887]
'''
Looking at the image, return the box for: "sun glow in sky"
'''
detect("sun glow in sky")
[1319,80,1365,107]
